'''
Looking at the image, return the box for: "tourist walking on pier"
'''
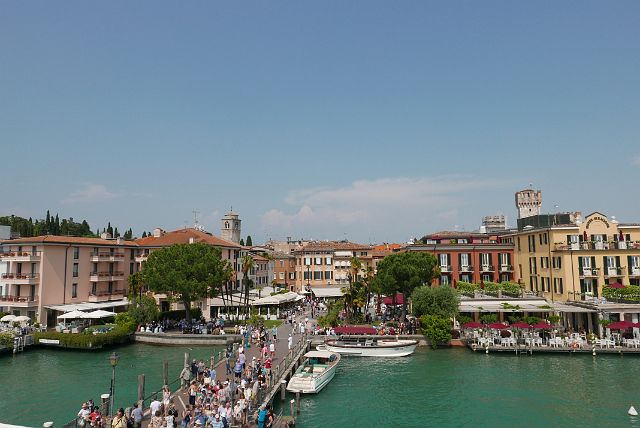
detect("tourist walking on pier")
[288,334,293,350]
[180,365,191,389]
[271,325,277,342]
[111,409,125,428]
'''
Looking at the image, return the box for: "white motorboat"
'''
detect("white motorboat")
[286,350,340,394]
[317,336,418,357]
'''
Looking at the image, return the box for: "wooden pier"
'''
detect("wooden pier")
[466,340,640,356]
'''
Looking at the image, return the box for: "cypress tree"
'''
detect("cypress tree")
[240,238,245,246]
[142,231,147,238]
[246,235,253,246]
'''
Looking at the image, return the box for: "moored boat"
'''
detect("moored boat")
[286,350,340,394]
[317,336,418,357]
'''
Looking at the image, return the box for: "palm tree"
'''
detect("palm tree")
[241,254,255,319]
[128,271,144,300]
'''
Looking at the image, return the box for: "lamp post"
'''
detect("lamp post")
[109,352,120,416]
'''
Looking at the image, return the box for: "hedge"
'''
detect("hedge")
[0,332,14,348]
[33,327,133,349]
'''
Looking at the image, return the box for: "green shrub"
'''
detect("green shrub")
[603,284,640,301]
[34,327,132,349]
[0,332,15,348]
[263,320,283,329]
[247,314,265,327]
[456,282,478,295]
[420,314,452,349]
[115,313,137,332]
[480,314,498,324]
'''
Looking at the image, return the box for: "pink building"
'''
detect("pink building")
[0,236,137,326]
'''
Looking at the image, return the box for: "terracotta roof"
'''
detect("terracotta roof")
[372,243,402,251]
[0,235,138,247]
[134,228,240,249]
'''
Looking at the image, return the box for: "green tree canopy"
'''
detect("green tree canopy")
[246,235,253,246]
[128,295,160,325]
[141,243,231,321]
[420,314,452,349]
[375,251,440,317]
[411,286,459,318]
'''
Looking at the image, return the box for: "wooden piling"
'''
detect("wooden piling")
[137,374,145,407]
[184,352,190,370]
[296,391,300,414]
[280,379,287,401]
[163,361,169,386]
[290,399,295,421]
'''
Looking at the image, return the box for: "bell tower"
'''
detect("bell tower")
[515,187,542,219]
[221,209,241,244]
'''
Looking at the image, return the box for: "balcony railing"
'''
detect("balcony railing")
[89,289,125,297]
[554,241,640,251]
[1,273,39,280]
[630,268,640,277]
[0,295,38,303]
[439,265,452,272]
[90,252,125,262]
[89,271,125,281]
[499,265,514,272]
[459,265,474,272]
[604,266,624,277]
[580,268,600,277]
[480,265,494,272]
[0,251,41,260]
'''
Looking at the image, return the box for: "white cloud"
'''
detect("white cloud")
[62,184,118,204]
[260,175,511,242]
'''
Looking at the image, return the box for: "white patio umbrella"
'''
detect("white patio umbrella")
[1,314,16,322]
[14,315,31,323]
[84,310,117,319]
[57,310,89,319]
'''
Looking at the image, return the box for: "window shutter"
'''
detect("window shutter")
[488,254,493,268]
[447,254,451,267]
[458,253,462,267]
[629,256,633,275]
[603,256,607,270]
[591,256,596,270]
[616,256,620,268]
[578,257,583,270]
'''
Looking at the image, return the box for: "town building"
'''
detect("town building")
[405,231,517,286]
[0,235,137,326]
[134,227,241,314]
[515,187,542,219]
[292,241,373,293]
[508,211,640,302]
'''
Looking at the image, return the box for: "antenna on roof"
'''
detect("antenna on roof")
[192,210,204,231]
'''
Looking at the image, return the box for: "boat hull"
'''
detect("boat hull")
[318,340,418,357]
[286,350,340,394]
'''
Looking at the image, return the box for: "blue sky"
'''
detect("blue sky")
[1,1,639,243]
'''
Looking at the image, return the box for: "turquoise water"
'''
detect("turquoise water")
[0,344,223,427]
[281,348,640,428]
[3,345,640,427]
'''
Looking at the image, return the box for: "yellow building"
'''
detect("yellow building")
[510,212,640,302]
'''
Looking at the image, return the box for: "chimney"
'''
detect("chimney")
[100,232,111,240]
[116,237,123,245]
[189,237,195,244]
[153,228,164,238]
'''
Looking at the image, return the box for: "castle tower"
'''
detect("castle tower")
[221,210,241,244]
[515,188,542,219]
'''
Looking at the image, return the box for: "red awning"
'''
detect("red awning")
[608,321,633,330]
[334,326,377,335]
[607,282,626,289]
[382,293,405,306]
[488,323,508,330]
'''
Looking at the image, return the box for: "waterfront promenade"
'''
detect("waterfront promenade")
[136,312,311,428]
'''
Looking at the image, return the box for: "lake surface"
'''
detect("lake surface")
[3,345,640,427]
[0,344,223,426]
[281,347,640,428]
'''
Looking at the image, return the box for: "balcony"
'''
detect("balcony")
[89,252,125,262]
[554,241,640,251]
[89,271,125,282]
[88,289,126,302]
[459,265,474,272]
[604,267,624,278]
[0,273,39,284]
[439,265,452,273]
[134,253,149,263]
[480,265,494,272]
[499,265,514,272]
[0,294,39,307]
[630,268,640,278]
[580,268,600,278]
[0,251,41,262]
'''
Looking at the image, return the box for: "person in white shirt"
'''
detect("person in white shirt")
[288,334,293,350]
[149,395,162,417]
[77,402,90,427]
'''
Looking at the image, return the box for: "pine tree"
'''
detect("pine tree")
[107,222,113,237]
[114,227,120,238]
[240,238,245,246]
[142,231,147,238]
[246,235,253,246]
[54,214,60,235]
